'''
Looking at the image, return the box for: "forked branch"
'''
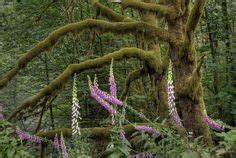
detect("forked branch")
[92,1,134,22]
[186,0,207,42]
[0,19,175,90]
[121,0,178,19]
[120,67,147,100]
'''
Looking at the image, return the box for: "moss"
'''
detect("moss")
[120,68,147,100]
[154,77,169,121]
[186,0,206,32]
[184,53,208,100]
[185,0,207,49]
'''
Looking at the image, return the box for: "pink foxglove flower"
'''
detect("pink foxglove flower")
[109,59,117,97]
[60,132,68,158]
[71,74,81,136]
[93,74,123,106]
[53,133,60,150]
[204,114,224,131]
[16,128,41,144]
[134,125,161,135]
[167,62,183,127]
[88,76,116,115]
[91,90,116,115]
[93,86,123,106]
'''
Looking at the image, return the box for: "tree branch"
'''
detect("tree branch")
[0,19,175,90]
[34,99,48,134]
[8,47,163,120]
[36,123,162,139]
[182,53,208,99]
[120,67,147,100]
[185,0,207,42]
[121,0,178,19]
[92,1,134,22]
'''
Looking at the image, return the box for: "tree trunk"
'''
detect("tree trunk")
[167,2,212,144]
[140,0,169,120]
[221,0,232,85]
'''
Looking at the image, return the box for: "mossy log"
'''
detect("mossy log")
[8,47,163,120]
[0,19,176,90]
[36,123,163,140]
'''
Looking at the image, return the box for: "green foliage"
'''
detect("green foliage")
[216,129,236,151]
[0,120,33,158]
[106,112,132,157]
[130,128,214,158]
[68,132,91,158]
[106,126,131,157]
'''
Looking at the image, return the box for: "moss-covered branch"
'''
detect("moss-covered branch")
[92,1,134,22]
[185,0,207,43]
[120,67,147,100]
[8,47,163,120]
[0,19,176,90]
[36,123,162,140]
[181,53,208,100]
[121,0,178,19]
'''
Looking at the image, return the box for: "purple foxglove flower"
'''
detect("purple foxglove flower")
[204,115,224,131]
[91,89,116,115]
[128,152,153,158]
[16,128,41,144]
[93,86,123,106]
[93,73,122,106]
[135,125,161,136]
[53,134,60,150]
[109,59,117,97]
[88,75,116,115]
[60,132,68,158]
[167,62,183,127]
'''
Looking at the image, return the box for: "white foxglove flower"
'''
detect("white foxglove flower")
[167,62,183,127]
[71,74,81,136]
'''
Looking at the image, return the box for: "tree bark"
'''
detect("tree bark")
[167,0,213,145]
[139,0,169,120]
